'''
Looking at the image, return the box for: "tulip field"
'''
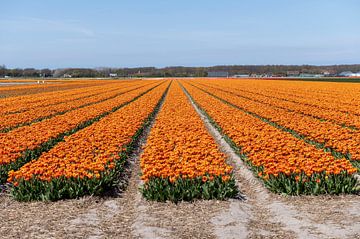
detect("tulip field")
[182,79,359,195]
[1,78,359,202]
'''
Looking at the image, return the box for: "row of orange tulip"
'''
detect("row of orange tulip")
[0,80,136,115]
[197,80,360,129]
[8,81,169,201]
[231,78,360,105]
[140,81,237,201]
[182,81,357,194]
[260,83,360,110]
[191,81,360,163]
[0,80,107,98]
[141,82,233,183]
[0,82,148,131]
[204,79,360,117]
[0,82,161,183]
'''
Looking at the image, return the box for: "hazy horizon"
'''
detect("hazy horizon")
[1,0,360,69]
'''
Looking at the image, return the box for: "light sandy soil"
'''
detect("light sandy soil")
[0,83,359,239]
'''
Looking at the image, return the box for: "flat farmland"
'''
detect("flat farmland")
[0,78,359,239]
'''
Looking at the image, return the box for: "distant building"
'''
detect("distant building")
[109,73,118,77]
[207,71,229,77]
[339,71,352,77]
[322,71,331,76]
[286,71,300,77]
[250,73,263,78]
[339,71,360,77]
[299,73,324,78]
[63,74,72,78]
[233,74,250,78]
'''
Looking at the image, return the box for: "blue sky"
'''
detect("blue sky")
[1,0,359,69]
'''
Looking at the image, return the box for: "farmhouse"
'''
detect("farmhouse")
[286,71,300,77]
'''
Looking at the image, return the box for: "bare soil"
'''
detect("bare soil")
[0,85,359,239]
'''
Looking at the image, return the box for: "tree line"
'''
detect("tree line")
[1,64,360,78]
